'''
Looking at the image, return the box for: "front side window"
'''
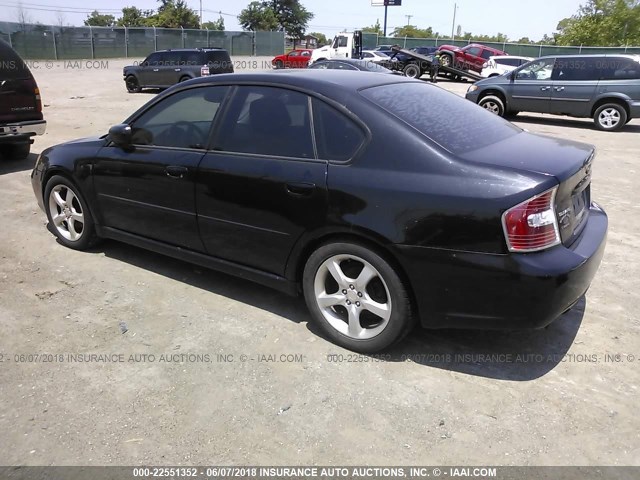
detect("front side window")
[130,86,229,149]
[217,86,314,159]
[288,51,300,57]
[143,53,162,66]
[516,58,555,80]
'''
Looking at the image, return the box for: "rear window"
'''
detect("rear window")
[0,40,32,80]
[360,82,520,155]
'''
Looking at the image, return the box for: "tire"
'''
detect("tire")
[479,95,506,117]
[275,60,284,69]
[44,175,97,250]
[403,63,422,79]
[179,75,191,83]
[0,143,30,160]
[440,54,452,67]
[593,103,627,131]
[125,75,141,93]
[303,241,414,353]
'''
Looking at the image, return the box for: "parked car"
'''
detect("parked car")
[436,43,508,73]
[481,55,533,78]
[0,39,46,160]
[272,49,313,69]
[31,71,607,352]
[123,48,233,93]
[308,58,395,73]
[466,54,640,131]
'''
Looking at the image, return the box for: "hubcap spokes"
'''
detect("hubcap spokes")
[600,108,620,128]
[49,185,84,241]
[314,254,392,340]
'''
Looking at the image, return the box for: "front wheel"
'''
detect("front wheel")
[125,75,141,93]
[303,242,414,352]
[44,175,97,250]
[479,95,506,117]
[275,60,284,69]
[439,54,452,67]
[594,103,627,131]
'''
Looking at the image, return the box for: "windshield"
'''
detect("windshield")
[360,82,521,154]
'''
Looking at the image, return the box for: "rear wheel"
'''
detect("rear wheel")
[479,95,505,117]
[403,63,422,79]
[0,143,30,160]
[44,175,97,250]
[275,60,284,69]
[125,75,141,93]
[439,54,452,67]
[594,103,627,131]
[303,242,414,352]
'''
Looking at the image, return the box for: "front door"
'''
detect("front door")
[549,57,601,116]
[508,57,556,113]
[196,85,328,275]
[92,85,230,251]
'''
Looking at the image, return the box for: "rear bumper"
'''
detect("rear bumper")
[0,120,46,143]
[395,203,608,330]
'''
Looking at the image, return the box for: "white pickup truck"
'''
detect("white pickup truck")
[309,31,363,65]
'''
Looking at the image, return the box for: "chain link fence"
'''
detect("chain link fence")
[363,33,640,56]
[0,21,285,59]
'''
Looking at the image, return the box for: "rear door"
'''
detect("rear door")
[195,85,328,275]
[549,56,601,116]
[0,41,41,124]
[508,57,555,113]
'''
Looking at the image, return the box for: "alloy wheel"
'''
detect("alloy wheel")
[48,184,85,242]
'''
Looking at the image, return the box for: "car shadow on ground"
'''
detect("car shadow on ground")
[84,239,584,382]
[0,152,37,175]
[513,114,640,132]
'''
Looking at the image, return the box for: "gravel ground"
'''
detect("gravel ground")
[0,58,638,467]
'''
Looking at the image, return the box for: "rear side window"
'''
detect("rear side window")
[497,58,520,67]
[205,50,231,65]
[180,51,202,66]
[481,50,493,60]
[599,58,640,80]
[361,82,520,155]
[312,99,365,161]
[553,57,601,81]
[0,40,31,80]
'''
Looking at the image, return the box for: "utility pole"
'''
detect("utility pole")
[199,0,203,29]
[451,3,458,41]
[405,14,413,26]
[383,4,388,37]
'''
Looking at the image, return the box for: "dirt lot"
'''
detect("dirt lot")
[0,58,639,467]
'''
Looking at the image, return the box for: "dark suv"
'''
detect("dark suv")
[0,39,46,160]
[123,48,233,93]
[466,54,640,131]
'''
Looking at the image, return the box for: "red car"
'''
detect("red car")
[436,43,507,73]
[272,49,313,69]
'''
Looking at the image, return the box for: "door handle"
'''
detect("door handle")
[166,166,188,178]
[554,86,565,91]
[153,68,159,72]
[286,182,315,196]
[540,86,551,91]
[174,68,181,72]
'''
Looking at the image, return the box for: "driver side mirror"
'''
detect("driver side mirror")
[108,124,132,149]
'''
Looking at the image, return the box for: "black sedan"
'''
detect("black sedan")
[31,70,607,352]
[308,58,395,73]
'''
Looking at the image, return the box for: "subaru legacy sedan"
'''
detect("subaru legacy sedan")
[31,71,607,352]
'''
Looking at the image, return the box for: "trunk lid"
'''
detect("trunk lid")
[460,132,594,247]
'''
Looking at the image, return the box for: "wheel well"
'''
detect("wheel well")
[478,89,507,107]
[293,232,420,319]
[591,97,629,118]
[41,169,100,224]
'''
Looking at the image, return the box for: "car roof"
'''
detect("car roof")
[154,48,226,53]
[182,69,412,95]
[490,55,532,60]
[536,53,639,60]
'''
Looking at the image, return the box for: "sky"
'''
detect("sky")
[0,0,586,41]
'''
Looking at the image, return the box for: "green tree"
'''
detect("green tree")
[116,7,155,27]
[362,19,383,36]
[309,31,328,45]
[238,1,279,31]
[554,0,640,46]
[515,37,534,44]
[202,16,225,31]
[84,10,116,27]
[265,0,314,38]
[152,0,200,28]
[391,25,435,38]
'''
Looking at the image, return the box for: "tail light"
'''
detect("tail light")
[34,86,42,112]
[200,65,210,76]
[502,187,561,252]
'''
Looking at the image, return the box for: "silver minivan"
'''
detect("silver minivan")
[465,54,640,131]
